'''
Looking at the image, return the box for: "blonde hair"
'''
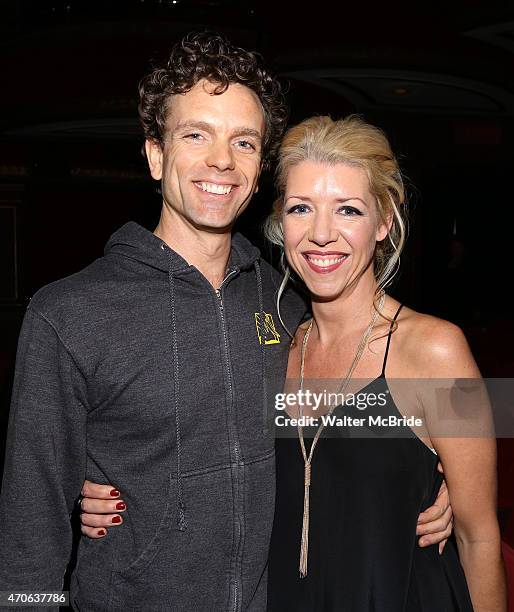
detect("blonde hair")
[264,115,408,336]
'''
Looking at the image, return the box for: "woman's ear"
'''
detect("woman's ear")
[376,212,393,242]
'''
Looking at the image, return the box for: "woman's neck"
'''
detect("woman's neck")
[310,273,380,348]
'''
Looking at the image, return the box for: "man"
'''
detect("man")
[0,32,452,611]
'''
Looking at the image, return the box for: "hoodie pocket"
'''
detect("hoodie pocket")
[109,467,235,612]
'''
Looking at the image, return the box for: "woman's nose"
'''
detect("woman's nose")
[308,211,338,246]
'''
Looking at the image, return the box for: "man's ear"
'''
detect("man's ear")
[376,212,394,242]
[145,139,163,181]
[254,161,265,194]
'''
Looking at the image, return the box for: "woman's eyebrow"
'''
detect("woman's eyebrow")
[285,195,368,206]
[335,197,368,207]
[285,195,312,203]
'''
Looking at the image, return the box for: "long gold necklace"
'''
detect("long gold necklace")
[297,291,385,578]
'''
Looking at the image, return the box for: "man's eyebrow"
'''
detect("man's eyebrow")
[232,127,263,142]
[173,120,214,134]
[173,121,262,142]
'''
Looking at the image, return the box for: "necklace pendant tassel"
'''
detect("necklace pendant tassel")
[296,292,384,581]
[299,462,311,578]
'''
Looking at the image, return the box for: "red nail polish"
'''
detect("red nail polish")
[115,502,126,511]
[110,489,120,497]
[98,529,106,536]
[112,516,122,524]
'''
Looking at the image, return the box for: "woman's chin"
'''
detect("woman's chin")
[305,284,344,303]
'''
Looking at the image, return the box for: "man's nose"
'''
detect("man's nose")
[206,139,235,171]
[308,210,338,246]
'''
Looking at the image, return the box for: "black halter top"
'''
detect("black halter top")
[267,305,474,611]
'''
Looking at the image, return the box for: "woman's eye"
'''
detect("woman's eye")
[285,203,310,215]
[338,205,362,216]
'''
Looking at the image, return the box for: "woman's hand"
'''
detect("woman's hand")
[416,464,453,554]
[79,480,126,538]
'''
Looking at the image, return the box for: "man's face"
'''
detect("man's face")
[146,79,265,233]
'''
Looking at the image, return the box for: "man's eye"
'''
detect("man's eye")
[236,140,256,150]
[285,204,310,215]
[185,133,203,141]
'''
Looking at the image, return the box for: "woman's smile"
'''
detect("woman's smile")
[302,251,349,274]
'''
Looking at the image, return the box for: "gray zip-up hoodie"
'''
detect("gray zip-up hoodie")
[0,222,305,611]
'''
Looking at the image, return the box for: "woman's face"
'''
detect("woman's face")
[283,160,389,301]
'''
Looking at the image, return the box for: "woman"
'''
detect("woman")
[77,116,502,610]
[265,115,505,610]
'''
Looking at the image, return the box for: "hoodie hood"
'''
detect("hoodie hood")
[104,221,261,274]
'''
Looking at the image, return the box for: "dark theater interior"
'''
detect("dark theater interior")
[1,0,514,607]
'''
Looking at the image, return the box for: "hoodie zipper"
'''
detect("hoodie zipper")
[215,268,244,612]
[159,240,257,611]
[215,272,241,461]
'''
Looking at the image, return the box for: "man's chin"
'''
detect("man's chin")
[189,205,251,234]
[190,216,236,235]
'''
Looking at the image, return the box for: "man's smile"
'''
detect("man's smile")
[193,181,237,197]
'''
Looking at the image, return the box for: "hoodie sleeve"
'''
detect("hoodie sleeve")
[0,306,88,601]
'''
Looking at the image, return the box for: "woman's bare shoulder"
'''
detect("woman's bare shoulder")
[391,304,480,378]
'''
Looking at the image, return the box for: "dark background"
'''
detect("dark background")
[0,0,513,597]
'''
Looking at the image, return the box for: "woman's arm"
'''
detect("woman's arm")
[419,319,507,612]
[79,479,455,549]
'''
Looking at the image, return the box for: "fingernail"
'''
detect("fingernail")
[110,489,120,497]
[439,543,443,555]
[419,538,426,546]
[98,529,106,536]
[112,516,122,524]
[115,502,126,510]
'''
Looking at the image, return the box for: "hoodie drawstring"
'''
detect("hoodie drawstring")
[164,245,265,530]
[254,260,269,435]
[165,247,187,531]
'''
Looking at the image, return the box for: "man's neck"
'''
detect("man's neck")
[153,210,232,289]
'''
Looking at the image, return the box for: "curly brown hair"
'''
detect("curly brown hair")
[138,31,288,169]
